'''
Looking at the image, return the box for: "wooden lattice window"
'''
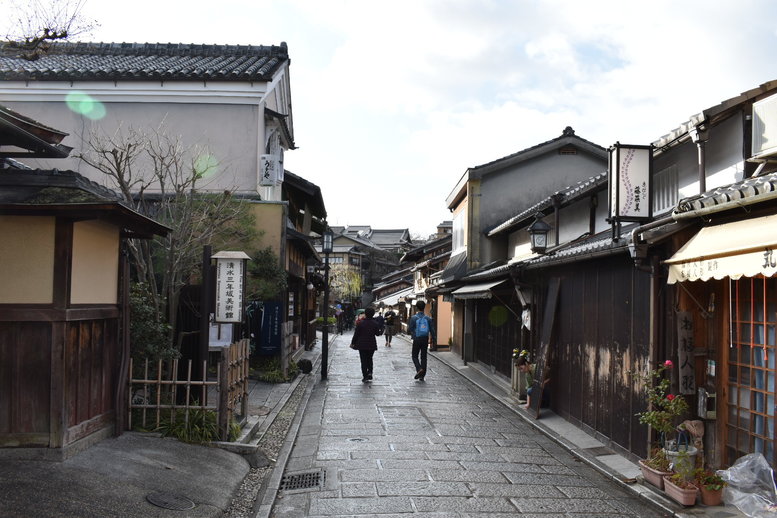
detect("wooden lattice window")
[728,276,776,467]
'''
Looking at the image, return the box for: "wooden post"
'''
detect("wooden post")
[218,347,229,441]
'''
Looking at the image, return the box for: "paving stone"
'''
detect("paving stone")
[460,460,551,473]
[503,471,596,487]
[425,451,506,462]
[376,481,472,497]
[340,469,429,482]
[309,496,413,515]
[340,482,377,497]
[468,481,565,498]
[427,469,510,483]
[380,459,463,470]
[349,450,423,460]
[412,495,518,513]
[511,496,620,514]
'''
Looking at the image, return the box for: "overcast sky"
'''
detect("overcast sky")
[18,0,777,238]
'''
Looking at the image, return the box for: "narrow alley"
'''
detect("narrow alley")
[262,331,668,518]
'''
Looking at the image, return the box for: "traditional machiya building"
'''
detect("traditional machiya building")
[440,127,607,365]
[0,105,168,458]
[0,41,328,372]
[486,80,777,469]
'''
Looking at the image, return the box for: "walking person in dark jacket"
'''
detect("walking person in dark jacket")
[407,300,436,381]
[350,307,382,382]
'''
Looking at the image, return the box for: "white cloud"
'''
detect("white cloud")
[24,0,777,237]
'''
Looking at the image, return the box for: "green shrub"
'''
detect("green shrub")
[156,406,218,443]
[251,355,298,383]
[129,282,178,361]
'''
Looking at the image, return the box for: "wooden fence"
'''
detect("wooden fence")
[128,338,249,441]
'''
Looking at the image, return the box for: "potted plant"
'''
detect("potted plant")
[694,468,726,506]
[635,360,693,480]
[638,447,672,489]
[663,472,699,506]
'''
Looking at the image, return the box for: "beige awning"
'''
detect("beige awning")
[451,279,507,300]
[665,214,777,284]
[375,287,413,307]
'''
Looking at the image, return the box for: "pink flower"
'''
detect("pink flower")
[664,360,673,368]
[666,394,675,401]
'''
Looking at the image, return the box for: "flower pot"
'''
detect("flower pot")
[663,476,698,506]
[699,486,723,506]
[638,460,672,490]
[664,446,698,474]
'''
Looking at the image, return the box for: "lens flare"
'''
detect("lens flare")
[488,305,509,327]
[65,91,106,120]
[193,154,219,179]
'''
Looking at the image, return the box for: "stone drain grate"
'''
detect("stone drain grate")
[279,470,326,492]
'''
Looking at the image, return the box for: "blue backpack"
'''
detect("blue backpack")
[415,315,430,337]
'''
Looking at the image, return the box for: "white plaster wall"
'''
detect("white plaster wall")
[6,100,262,195]
[656,114,745,199]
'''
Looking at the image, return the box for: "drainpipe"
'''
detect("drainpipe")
[689,124,709,195]
[552,193,563,246]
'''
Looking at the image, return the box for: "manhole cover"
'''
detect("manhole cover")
[279,470,326,491]
[146,492,195,510]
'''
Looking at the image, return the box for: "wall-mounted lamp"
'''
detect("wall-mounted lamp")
[307,282,315,291]
[528,213,551,254]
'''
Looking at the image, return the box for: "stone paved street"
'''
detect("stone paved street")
[267,331,669,517]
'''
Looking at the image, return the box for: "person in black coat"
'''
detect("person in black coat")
[350,307,382,382]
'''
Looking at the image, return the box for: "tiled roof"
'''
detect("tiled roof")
[674,170,777,216]
[0,42,289,82]
[520,229,631,270]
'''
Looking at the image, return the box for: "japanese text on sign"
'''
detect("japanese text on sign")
[215,259,244,323]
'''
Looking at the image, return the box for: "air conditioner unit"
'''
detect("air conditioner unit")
[752,93,777,160]
[259,154,282,186]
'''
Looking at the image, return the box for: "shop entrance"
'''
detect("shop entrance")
[728,276,776,468]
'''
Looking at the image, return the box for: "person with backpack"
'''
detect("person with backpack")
[383,305,397,347]
[407,300,436,381]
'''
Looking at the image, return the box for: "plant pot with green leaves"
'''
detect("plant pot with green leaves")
[694,468,726,506]
[635,360,691,487]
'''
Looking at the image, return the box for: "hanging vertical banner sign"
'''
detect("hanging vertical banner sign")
[676,311,696,395]
[259,154,281,186]
[608,143,653,221]
[214,257,245,323]
[259,301,282,355]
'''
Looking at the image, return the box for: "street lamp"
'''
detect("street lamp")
[528,213,551,254]
[321,228,334,379]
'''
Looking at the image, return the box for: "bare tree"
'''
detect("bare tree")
[77,124,257,348]
[4,0,98,59]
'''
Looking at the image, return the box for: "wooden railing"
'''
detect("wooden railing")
[128,338,249,441]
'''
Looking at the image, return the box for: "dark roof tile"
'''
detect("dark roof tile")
[0,42,289,82]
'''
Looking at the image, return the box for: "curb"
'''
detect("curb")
[252,335,334,518]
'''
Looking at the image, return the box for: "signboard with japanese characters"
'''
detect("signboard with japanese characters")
[214,257,245,323]
[608,143,653,221]
[259,154,282,186]
[676,311,696,395]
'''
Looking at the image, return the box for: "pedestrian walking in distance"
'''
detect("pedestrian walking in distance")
[407,300,436,381]
[383,305,397,347]
[350,307,382,382]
